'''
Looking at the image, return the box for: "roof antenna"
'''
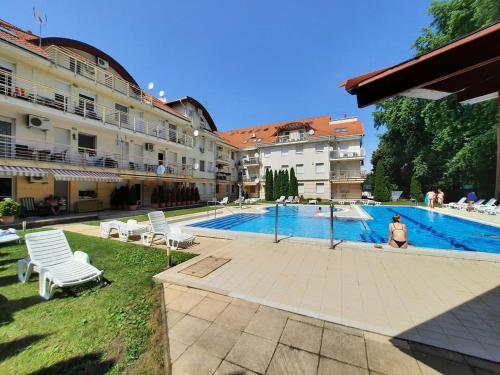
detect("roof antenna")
[33,7,47,48]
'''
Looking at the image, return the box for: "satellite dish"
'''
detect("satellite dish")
[193,162,199,170]
[308,129,315,135]
[159,97,167,103]
[254,152,259,158]
[159,90,165,97]
[147,82,154,90]
[193,130,199,137]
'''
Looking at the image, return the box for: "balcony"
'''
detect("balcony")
[0,71,193,148]
[242,157,259,166]
[330,170,367,182]
[216,153,230,164]
[275,133,308,144]
[0,134,192,177]
[46,45,155,106]
[242,175,260,184]
[216,172,230,181]
[330,149,365,160]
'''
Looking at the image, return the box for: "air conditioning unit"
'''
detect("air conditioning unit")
[29,175,48,183]
[145,143,154,152]
[97,57,109,69]
[27,115,50,130]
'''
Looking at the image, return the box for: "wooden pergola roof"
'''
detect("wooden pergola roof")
[340,22,500,107]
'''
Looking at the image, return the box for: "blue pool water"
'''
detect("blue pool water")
[190,205,500,254]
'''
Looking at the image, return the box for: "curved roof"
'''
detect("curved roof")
[167,96,218,131]
[41,37,139,86]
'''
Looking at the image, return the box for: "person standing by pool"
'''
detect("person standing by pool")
[427,190,436,208]
[437,189,445,208]
[467,191,478,212]
[388,214,408,248]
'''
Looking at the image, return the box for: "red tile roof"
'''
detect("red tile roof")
[0,19,46,56]
[216,115,364,148]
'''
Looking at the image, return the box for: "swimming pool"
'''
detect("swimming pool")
[189,205,500,254]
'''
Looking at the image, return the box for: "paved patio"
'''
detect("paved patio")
[155,237,500,362]
[163,284,500,375]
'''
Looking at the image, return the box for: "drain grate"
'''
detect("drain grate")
[179,256,231,278]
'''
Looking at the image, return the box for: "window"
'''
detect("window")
[231,151,235,160]
[201,183,206,194]
[281,147,288,156]
[200,160,205,172]
[295,144,303,154]
[315,163,324,173]
[78,93,95,115]
[79,181,97,199]
[168,123,177,142]
[296,164,304,174]
[298,183,304,195]
[78,133,96,152]
[316,183,325,194]
[315,143,324,153]
[208,161,213,172]
[281,165,289,170]
[264,149,271,158]
[335,128,347,133]
[226,185,230,193]
[0,177,12,200]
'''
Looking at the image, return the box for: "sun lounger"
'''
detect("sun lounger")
[474,198,497,212]
[445,197,466,208]
[292,196,300,204]
[20,230,103,300]
[284,196,294,203]
[276,196,285,203]
[308,199,318,205]
[145,211,195,249]
[0,228,20,244]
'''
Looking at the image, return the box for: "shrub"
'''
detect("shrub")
[289,167,298,196]
[273,170,279,200]
[410,175,424,202]
[265,169,273,201]
[194,187,200,202]
[244,191,249,199]
[127,186,137,206]
[373,161,391,202]
[0,199,21,216]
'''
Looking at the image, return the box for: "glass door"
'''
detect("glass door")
[0,118,12,159]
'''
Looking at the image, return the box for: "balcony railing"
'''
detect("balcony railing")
[275,133,309,144]
[0,134,192,176]
[242,157,259,166]
[216,153,230,163]
[0,70,193,148]
[242,175,260,183]
[330,170,367,180]
[330,149,365,159]
[46,45,155,106]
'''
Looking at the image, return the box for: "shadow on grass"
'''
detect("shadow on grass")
[27,352,115,375]
[0,334,48,361]
[0,294,42,326]
[0,257,18,267]
[0,274,20,287]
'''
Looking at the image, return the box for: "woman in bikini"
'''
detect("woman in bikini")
[388,214,408,248]
[437,189,445,208]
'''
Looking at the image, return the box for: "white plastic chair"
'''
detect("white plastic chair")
[146,211,195,249]
[276,196,285,203]
[20,230,103,300]
[445,197,466,208]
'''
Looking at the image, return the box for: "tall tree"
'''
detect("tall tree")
[410,174,424,202]
[371,0,499,200]
[283,169,290,197]
[265,169,273,201]
[373,161,391,202]
[289,167,298,196]
[273,170,279,200]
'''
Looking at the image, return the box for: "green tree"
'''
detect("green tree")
[409,175,424,202]
[265,169,273,201]
[289,167,298,196]
[273,170,279,200]
[283,169,290,197]
[373,161,391,202]
[371,0,499,200]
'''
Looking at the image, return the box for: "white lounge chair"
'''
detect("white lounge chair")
[218,197,229,206]
[460,199,485,210]
[483,205,500,215]
[284,196,294,203]
[445,197,466,208]
[20,230,103,300]
[0,228,20,244]
[474,198,497,212]
[276,196,285,203]
[145,211,195,249]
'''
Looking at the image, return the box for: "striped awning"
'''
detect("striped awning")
[50,169,123,182]
[0,166,48,177]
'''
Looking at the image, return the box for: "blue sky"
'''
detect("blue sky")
[3,0,431,169]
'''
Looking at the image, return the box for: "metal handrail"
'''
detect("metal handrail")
[275,133,309,144]
[0,133,193,176]
[330,170,367,180]
[242,157,259,165]
[0,70,193,148]
[330,149,365,159]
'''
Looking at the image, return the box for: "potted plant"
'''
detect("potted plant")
[151,188,159,209]
[127,185,138,210]
[194,187,200,203]
[0,199,20,224]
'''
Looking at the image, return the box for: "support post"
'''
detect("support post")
[215,203,217,219]
[274,203,279,243]
[495,96,500,200]
[329,202,334,249]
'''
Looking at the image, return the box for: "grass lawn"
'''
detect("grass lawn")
[0,230,196,374]
[84,205,218,226]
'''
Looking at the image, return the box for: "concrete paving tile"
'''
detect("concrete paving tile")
[324,321,364,337]
[169,284,190,292]
[194,323,242,359]
[414,351,475,375]
[186,288,209,297]
[321,327,368,368]
[230,298,260,310]
[409,341,465,363]
[169,315,211,346]
[244,309,288,342]
[226,332,277,374]
[168,338,188,363]
[167,291,205,314]
[172,346,222,375]
[215,303,258,332]
[280,319,323,354]
[287,312,325,328]
[214,360,257,375]
[189,297,229,322]
[365,336,421,375]
[166,310,186,329]
[164,287,184,304]
[207,291,233,303]
[266,343,319,375]
[317,357,368,375]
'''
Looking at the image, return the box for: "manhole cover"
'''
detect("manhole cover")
[179,256,231,278]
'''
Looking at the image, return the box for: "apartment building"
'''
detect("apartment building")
[217,115,365,200]
[0,19,234,212]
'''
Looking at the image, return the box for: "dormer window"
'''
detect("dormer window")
[335,128,347,133]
